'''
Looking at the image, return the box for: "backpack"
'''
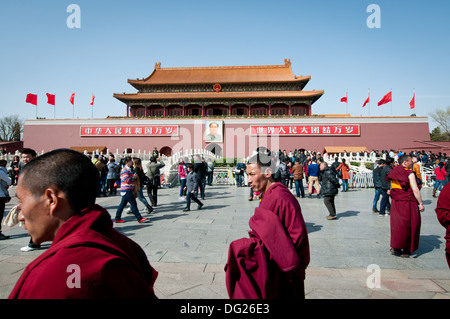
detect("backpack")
[280,163,289,179]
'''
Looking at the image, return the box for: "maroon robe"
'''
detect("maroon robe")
[225,182,310,299]
[386,165,421,253]
[435,183,450,268]
[9,204,158,299]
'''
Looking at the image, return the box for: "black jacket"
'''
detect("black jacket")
[194,161,207,180]
[330,160,340,175]
[380,165,392,190]
[373,166,382,188]
[320,167,340,196]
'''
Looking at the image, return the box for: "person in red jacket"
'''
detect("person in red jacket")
[225,152,310,299]
[9,149,158,299]
[433,162,447,197]
[436,183,450,268]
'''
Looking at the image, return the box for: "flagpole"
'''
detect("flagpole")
[346,89,348,114]
[368,89,370,117]
[391,88,393,116]
[413,88,416,116]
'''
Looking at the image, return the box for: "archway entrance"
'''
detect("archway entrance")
[205,143,222,156]
[159,146,173,157]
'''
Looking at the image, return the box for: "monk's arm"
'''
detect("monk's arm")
[409,173,424,212]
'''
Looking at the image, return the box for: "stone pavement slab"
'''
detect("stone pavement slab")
[0,183,449,299]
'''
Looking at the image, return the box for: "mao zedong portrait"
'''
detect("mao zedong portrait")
[205,122,222,142]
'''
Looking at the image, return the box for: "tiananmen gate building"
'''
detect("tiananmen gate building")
[23,59,431,157]
[113,59,322,118]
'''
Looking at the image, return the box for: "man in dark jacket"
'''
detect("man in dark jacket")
[319,162,340,220]
[183,163,204,212]
[372,159,385,212]
[330,157,340,176]
[379,157,393,216]
[194,155,207,200]
[278,158,290,187]
[146,156,165,207]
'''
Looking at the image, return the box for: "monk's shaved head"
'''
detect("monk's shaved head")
[19,149,99,212]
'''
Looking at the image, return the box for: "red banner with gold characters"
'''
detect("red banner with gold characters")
[250,124,360,136]
[80,126,179,137]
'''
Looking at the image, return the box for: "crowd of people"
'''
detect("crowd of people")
[0,146,449,299]
[87,151,212,215]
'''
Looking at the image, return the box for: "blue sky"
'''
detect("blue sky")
[1,0,449,130]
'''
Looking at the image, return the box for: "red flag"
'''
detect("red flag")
[340,97,347,103]
[410,93,415,109]
[90,95,95,106]
[363,95,370,107]
[70,93,75,105]
[377,91,392,106]
[363,97,369,107]
[26,93,37,105]
[46,93,55,105]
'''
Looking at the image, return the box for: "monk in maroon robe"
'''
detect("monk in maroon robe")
[435,183,450,268]
[9,149,158,299]
[386,155,424,258]
[225,153,310,299]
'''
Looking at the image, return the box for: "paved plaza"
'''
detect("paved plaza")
[0,183,449,299]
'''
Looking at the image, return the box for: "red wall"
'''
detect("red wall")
[23,118,430,158]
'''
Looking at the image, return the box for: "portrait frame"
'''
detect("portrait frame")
[205,120,223,143]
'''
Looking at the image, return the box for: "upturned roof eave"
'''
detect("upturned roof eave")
[113,90,324,103]
[127,76,311,88]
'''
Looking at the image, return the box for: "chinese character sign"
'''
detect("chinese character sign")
[80,126,179,137]
[250,125,360,136]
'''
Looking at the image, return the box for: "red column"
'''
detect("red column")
[248,104,251,116]
[288,103,292,116]
[126,105,129,117]
[228,103,232,116]
[182,104,186,116]
[268,104,271,116]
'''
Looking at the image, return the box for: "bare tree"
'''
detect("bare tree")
[429,106,450,136]
[0,115,24,141]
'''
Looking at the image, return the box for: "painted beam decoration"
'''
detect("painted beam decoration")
[80,125,179,137]
[250,124,360,136]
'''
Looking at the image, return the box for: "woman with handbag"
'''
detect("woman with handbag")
[337,159,350,192]
[178,158,187,200]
